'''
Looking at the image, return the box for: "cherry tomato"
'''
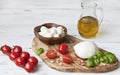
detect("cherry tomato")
[15,57,26,67]
[62,55,73,64]
[20,51,30,61]
[9,52,19,61]
[12,45,22,54]
[24,62,35,72]
[58,44,68,54]
[27,56,38,66]
[1,45,11,55]
[46,50,57,59]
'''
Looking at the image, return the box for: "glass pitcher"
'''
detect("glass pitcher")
[77,0,103,38]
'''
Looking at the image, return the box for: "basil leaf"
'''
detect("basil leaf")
[36,48,44,55]
[96,50,104,57]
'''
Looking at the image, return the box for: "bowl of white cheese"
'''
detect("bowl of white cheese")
[34,23,67,44]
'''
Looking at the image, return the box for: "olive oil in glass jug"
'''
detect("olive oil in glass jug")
[78,1,103,38]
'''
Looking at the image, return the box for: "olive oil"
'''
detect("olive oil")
[78,16,99,38]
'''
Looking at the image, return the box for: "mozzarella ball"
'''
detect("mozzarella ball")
[53,34,60,37]
[44,32,52,37]
[40,26,48,32]
[39,32,44,36]
[74,41,98,59]
[39,26,65,38]
[49,27,57,35]
[57,26,63,30]
[57,28,63,34]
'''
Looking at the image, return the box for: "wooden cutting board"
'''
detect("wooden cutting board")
[32,35,119,73]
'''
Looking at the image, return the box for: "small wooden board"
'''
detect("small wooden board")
[32,35,119,73]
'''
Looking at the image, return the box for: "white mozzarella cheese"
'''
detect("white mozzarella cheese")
[39,26,65,38]
[74,41,98,59]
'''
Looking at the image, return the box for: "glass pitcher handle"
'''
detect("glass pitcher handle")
[97,7,103,25]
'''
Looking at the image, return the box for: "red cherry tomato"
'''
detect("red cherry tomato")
[58,44,68,54]
[27,56,38,66]
[24,62,35,72]
[15,57,26,67]
[20,51,30,61]
[1,45,11,55]
[62,55,73,64]
[46,50,57,59]
[12,45,22,54]
[9,52,19,61]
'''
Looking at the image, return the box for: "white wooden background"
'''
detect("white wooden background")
[0,0,120,75]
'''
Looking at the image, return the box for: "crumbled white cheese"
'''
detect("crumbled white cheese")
[74,41,98,59]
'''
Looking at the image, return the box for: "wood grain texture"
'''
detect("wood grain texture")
[32,35,119,73]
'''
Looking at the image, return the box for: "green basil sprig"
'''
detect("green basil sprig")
[87,50,117,67]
